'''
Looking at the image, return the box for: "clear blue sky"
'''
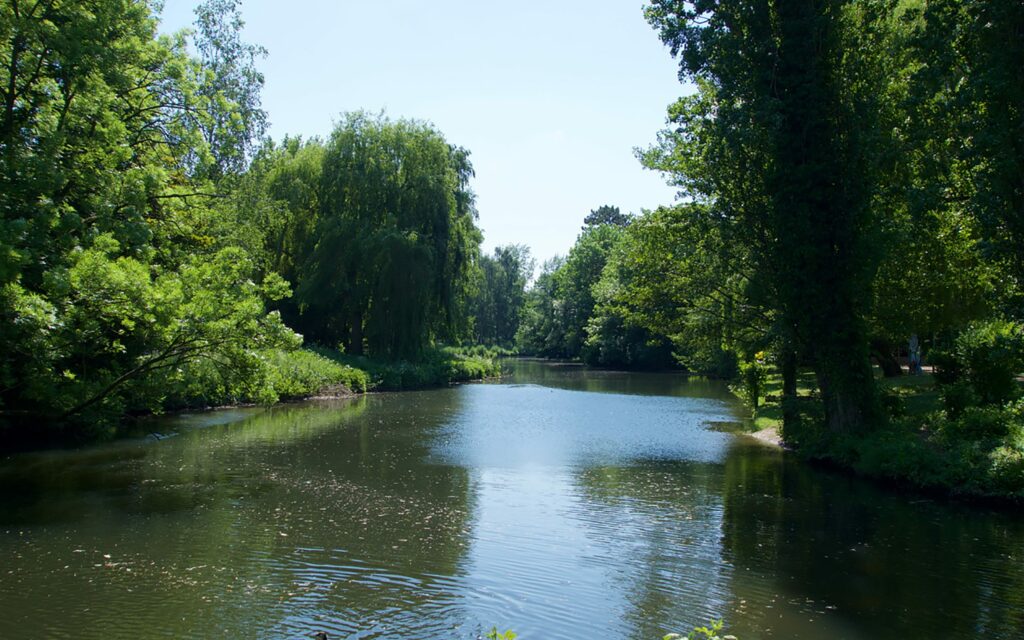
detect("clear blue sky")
[159,1,686,264]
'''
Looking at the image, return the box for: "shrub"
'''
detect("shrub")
[854,420,949,485]
[880,389,906,417]
[943,405,1011,441]
[453,344,518,359]
[160,355,278,410]
[928,347,962,386]
[987,445,1024,497]
[940,321,1024,405]
[311,345,500,390]
[268,349,369,398]
[732,352,767,412]
[941,380,979,419]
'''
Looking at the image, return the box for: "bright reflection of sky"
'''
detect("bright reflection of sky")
[157,0,690,265]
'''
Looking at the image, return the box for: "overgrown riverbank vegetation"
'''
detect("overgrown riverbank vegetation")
[648,0,1024,500]
[0,0,507,442]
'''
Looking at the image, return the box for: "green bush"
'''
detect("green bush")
[928,347,962,386]
[880,390,906,417]
[153,348,369,412]
[853,420,949,486]
[941,380,980,419]
[936,321,1024,405]
[268,349,369,398]
[160,355,278,411]
[856,400,1024,498]
[730,352,767,414]
[311,345,501,390]
[453,344,518,358]
[987,445,1024,496]
[942,405,1011,441]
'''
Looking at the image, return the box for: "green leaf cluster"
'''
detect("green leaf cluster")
[517,214,676,368]
[469,244,534,348]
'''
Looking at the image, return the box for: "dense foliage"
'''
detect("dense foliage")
[0,1,497,439]
[511,0,1023,496]
[630,0,1024,496]
[469,244,533,348]
[516,206,675,368]
[0,0,297,429]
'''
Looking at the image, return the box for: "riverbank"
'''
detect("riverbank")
[315,346,504,391]
[736,369,1024,502]
[0,346,503,453]
[747,426,784,447]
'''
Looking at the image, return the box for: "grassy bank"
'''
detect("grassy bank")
[0,346,503,451]
[309,345,503,391]
[156,344,504,408]
[736,369,1024,501]
[161,345,503,408]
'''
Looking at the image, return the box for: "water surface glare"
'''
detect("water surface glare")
[1,361,1022,639]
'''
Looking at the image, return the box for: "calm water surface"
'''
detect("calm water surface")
[1,361,1022,639]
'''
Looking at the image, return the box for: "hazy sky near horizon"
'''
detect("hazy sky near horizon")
[159,0,688,263]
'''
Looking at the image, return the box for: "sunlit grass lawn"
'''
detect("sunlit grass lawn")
[747,367,942,432]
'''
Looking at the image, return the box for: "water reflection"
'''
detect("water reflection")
[502,359,737,401]
[0,363,1022,639]
[720,440,1024,638]
[571,461,732,640]
[0,394,479,639]
[432,382,736,468]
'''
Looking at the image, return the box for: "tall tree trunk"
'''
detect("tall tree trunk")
[814,343,880,436]
[781,346,799,433]
[348,309,363,356]
[871,338,903,377]
[771,0,879,437]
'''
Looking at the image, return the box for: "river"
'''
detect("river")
[0,360,1021,639]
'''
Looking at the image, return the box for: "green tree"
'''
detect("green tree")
[0,0,288,428]
[584,248,675,370]
[516,257,568,358]
[554,223,624,358]
[299,112,482,359]
[583,204,630,229]
[189,0,268,181]
[909,0,1024,315]
[645,0,887,436]
[56,239,296,419]
[471,244,533,347]
[515,211,637,362]
[590,205,766,376]
[229,136,325,334]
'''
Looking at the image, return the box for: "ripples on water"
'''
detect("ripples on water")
[0,362,1022,639]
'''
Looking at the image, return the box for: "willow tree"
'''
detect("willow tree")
[230,136,326,335]
[300,113,481,359]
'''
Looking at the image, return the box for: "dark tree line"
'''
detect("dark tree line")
[640,0,1023,441]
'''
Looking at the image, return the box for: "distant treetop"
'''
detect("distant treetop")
[583,205,631,229]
